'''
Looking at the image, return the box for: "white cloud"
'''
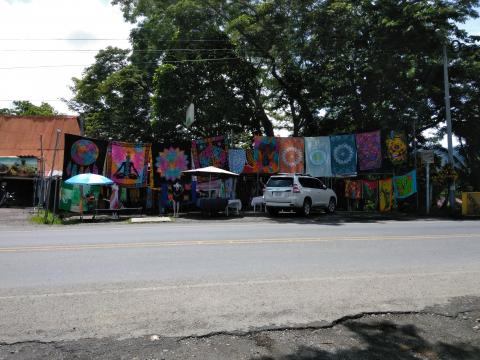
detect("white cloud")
[0,0,133,114]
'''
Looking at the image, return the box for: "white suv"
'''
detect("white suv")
[263,174,337,216]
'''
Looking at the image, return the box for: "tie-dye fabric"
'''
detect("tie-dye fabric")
[278,137,304,173]
[393,170,417,199]
[330,134,357,176]
[63,134,108,180]
[345,180,362,199]
[253,136,279,173]
[355,131,382,171]
[151,143,190,186]
[191,136,228,169]
[386,131,408,165]
[228,149,246,174]
[362,180,379,210]
[109,142,150,188]
[304,137,332,177]
[379,178,393,212]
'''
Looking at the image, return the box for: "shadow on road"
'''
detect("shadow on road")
[253,319,480,360]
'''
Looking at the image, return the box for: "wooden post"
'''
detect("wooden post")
[44,129,61,223]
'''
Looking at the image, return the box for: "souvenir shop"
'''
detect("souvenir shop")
[59,130,418,215]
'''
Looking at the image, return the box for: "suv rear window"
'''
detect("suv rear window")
[267,177,293,187]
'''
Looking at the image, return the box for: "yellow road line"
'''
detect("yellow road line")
[0,233,478,253]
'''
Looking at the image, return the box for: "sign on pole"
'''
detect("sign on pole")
[185,103,195,128]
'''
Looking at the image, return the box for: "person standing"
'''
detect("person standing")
[172,181,184,217]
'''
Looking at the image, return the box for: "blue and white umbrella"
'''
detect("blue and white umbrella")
[64,173,114,186]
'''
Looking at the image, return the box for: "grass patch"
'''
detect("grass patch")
[30,210,63,225]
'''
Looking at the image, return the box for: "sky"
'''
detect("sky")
[0,0,479,117]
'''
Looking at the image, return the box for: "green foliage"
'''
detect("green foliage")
[30,210,63,225]
[0,100,58,116]
[71,0,480,189]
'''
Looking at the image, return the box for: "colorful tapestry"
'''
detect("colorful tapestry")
[278,137,304,173]
[393,170,417,199]
[110,141,150,188]
[355,131,382,171]
[253,136,279,173]
[242,149,259,173]
[386,131,408,165]
[362,180,379,210]
[59,182,100,213]
[151,143,190,187]
[304,137,332,177]
[228,149,247,174]
[345,180,362,199]
[191,136,228,169]
[330,134,357,176]
[379,178,393,212]
[63,134,108,180]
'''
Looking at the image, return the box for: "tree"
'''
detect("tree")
[0,100,58,116]
[73,0,480,191]
[68,47,152,142]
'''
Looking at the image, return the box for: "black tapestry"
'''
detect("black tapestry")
[62,133,108,180]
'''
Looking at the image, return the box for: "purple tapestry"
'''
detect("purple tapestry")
[355,131,382,171]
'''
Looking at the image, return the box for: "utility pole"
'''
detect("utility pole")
[441,41,456,210]
[44,129,61,223]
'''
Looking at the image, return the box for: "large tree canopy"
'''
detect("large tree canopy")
[69,0,480,188]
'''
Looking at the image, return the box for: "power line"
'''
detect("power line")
[0,48,234,52]
[0,99,66,102]
[0,64,90,70]
[0,57,241,70]
[0,38,129,41]
[0,38,230,42]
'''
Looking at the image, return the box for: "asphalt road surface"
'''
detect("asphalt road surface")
[0,216,479,351]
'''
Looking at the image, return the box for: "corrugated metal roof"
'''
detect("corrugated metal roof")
[0,115,81,175]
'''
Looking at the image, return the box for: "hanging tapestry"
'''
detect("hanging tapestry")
[379,178,393,212]
[386,131,408,165]
[355,131,382,171]
[253,136,279,173]
[330,134,357,176]
[109,141,150,188]
[278,137,305,173]
[151,143,190,187]
[362,180,379,210]
[63,134,108,180]
[191,136,228,169]
[393,170,417,199]
[242,149,259,173]
[345,180,362,199]
[59,182,100,213]
[304,137,332,177]
[228,149,247,174]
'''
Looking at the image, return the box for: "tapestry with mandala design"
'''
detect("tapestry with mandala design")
[330,134,357,176]
[151,143,190,187]
[191,136,228,169]
[304,136,332,177]
[278,137,304,174]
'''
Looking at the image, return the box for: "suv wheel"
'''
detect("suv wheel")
[266,206,279,216]
[301,199,312,217]
[326,197,336,213]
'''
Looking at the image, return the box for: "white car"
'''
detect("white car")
[263,174,337,216]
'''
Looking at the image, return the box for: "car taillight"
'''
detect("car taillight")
[293,184,301,193]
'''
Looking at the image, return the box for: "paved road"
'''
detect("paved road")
[0,218,479,343]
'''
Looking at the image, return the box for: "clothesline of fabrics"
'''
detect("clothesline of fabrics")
[62,130,410,189]
[345,170,418,212]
